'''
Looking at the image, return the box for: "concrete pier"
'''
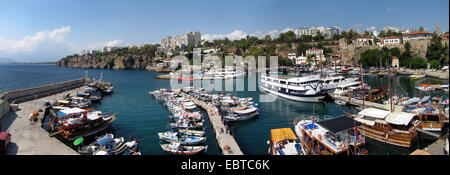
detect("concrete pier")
[331,94,404,111]
[0,86,85,155]
[397,69,449,80]
[180,92,243,155]
[422,133,448,155]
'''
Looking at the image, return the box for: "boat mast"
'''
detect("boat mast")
[389,66,393,112]
[360,63,365,109]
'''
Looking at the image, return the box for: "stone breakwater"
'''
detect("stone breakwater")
[0,78,87,120]
[397,69,449,80]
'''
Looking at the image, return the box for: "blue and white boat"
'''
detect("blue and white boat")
[158,131,206,145]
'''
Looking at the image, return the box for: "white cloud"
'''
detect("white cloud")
[202,30,248,41]
[88,40,123,50]
[365,26,377,32]
[0,26,71,53]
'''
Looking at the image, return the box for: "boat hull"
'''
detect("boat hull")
[260,86,325,103]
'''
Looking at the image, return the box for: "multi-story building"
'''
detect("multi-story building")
[161,31,201,50]
[380,36,401,45]
[294,27,339,39]
[295,54,307,65]
[295,27,319,37]
[355,36,374,46]
[402,31,432,42]
[306,48,324,57]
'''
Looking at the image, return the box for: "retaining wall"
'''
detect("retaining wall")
[0,78,86,119]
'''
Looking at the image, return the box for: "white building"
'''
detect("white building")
[306,48,323,57]
[295,27,319,37]
[288,53,297,60]
[403,31,432,42]
[295,54,307,65]
[356,36,374,45]
[161,31,201,50]
[381,36,401,45]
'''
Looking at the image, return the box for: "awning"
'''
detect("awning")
[271,128,298,143]
[354,117,376,126]
[59,108,87,116]
[358,108,390,119]
[385,112,416,126]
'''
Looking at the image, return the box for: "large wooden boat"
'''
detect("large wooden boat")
[349,108,420,148]
[416,113,446,132]
[47,108,117,141]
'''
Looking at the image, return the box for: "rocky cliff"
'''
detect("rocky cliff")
[56,54,155,70]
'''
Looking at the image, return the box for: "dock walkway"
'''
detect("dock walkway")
[180,92,243,155]
[422,133,448,155]
[0,87,85,155]
[331,94,403,111]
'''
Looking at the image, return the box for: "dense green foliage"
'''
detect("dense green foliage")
[426,34,449,69]
[358,47,400,67]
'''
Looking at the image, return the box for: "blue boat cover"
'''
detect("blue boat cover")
[96,137,114,146]
[303,123,318,130]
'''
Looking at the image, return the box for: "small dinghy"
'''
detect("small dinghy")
[158,131,206,145]
[160,142,207,155]
[419,96,431,104]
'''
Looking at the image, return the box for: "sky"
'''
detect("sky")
[0,0,448,62]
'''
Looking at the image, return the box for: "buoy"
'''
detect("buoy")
[318,134,322,140]
[308,130,312,136]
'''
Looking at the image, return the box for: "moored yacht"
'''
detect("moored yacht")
[260,73,325,103]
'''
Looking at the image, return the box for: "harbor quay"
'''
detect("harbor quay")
[0,79,88,155]
[180,91,243,155]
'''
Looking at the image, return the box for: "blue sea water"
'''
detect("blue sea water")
[0,64,447,155]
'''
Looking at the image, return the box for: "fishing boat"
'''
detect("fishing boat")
[158,131,206,145]
[78,133,124,155]
[260,73,325,103]
[419,96,431,104]
[268,128,304,155]
[410,73,425,80]
[178,129,205,137]
[400,97,420,106]
[160,142,207,155]
[349,108,419,148]
[294,116,367,155]
[169,119,203,130]
[47,108,118,141]
[415,113,447,132]
[224,105,259,122]
[171,112,203,122]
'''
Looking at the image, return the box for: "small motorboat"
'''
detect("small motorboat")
[416,86,435,92]
[160,142,207,155]
[178,129,205,137]
[158,131,206,145]
[410,73,425,80]
[169,119,203,130]
[78,134,124,155]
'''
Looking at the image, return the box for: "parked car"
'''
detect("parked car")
[0,132,11,153]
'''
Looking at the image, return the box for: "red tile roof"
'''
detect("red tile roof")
[357,36,373,39]
[385,36,400,39]
[403,31,432,36]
